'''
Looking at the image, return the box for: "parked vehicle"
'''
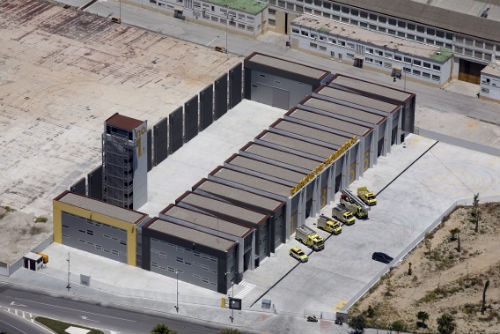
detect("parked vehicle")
[317,214,342,234]
[372,252,393,264]
[289,247,308,262]
[307,315,319,322]
[358,187,377,206]
[332,205,355,225]
[341,189,369,219]
[295,225,325,251]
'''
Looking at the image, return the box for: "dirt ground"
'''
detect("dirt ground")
[0,206,52,264]
[352,202,500,333]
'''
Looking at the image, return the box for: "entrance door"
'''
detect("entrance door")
[284,13,288,34]
[458,58,486,84]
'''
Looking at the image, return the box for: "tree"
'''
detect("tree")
[417,311,429,325]
[391,320,407,332]
[348,314,366,334]
[472,193,480,233]
[151,324,176,334]
[481,280,490,315]
[408,262,413,276]
[218,329,241,334]
[449,228,459,241]
[437,313,456,334]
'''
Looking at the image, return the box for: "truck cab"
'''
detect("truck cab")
[317,214,343,234]
[358,187,377,206]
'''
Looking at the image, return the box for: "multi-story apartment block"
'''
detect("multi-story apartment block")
[291,14,453,87]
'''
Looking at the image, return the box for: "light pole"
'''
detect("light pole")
[66,252,71,291]
[175,270,179,313]
[225,5,228,53]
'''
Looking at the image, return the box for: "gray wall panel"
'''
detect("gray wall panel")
[169,107,183,154]
[70,177,86,196]
[184,95,199,143]
[214,73,228,120]
[199,84,214,131]
[61,211,127,264]
[153,117,169,165]
[87,166,103,200]
[229,63,242,109]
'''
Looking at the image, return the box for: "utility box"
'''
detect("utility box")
[23,252,43,271]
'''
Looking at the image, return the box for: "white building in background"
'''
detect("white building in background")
[480,62,500,103]
[126,0,268,36]
[264,0,499,84]
[290,14,453,87]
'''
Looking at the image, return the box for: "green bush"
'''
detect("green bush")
[35,216,48,223]
[218,329,241,334]
[391,319,407,332]
[151,324,176,334]
[35,317,103,334]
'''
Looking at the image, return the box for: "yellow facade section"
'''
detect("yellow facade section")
[53,200,138,266]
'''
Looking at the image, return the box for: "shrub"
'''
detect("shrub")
[35,216,48,223]
[391,320,407,332]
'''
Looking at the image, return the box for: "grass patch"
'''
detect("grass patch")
[35,316,104,334]
[34,216,48,223]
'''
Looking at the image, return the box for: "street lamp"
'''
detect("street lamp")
[174,270,179,313]
[66,252,71,291]
[225,272,235,323]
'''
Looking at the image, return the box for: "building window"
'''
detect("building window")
[426,38,434,45]
[433,64,441,71]
[268,8,276,15]
[404,57,411,63]
[360,22,368,27]
[310,42,317,48]
[407,34,415,40]
[360,11,367,18]
[436,41,443,46]
[464,48,473,56]
[407,23,415,30]
[366,48,373,54]
[383,62,392,68]
[287,2,294,10]
[322,12,330,18]
[296,5,303,12]
[314,9,321,15]
[427,28,435,36]
[340,41,345,46]
[332,4,340,11]
[465,38,473,46]
[388,29,396,35]
[238,23,245,29]
[378,27,386,33]
[474,51,483,59]
[404,67,411,73]
[347,42,355,49]
[423,62,431,68]
[416,25,425,33]
[292,28,299,34]
[332,15,340,20]
[436,30,444,38]
[278,0,285,6]
[413,69,421,75]
[176,257,183,263]
[388,18,396,25]
[413,59,421,66]
[394,55,402,61]
[341,6,349,13]
[384,52,392,58]
[377,50,383,56]
[268,19,276,26]
[313,0,321,6]
[330,51,335,57]
[329,38,336,44]
[211,16,218,22]
[379,16,386,23]
[305,7,312,13]
[485,43,493,50]
[431,75,440,81]
[319,45,326,51]
[422,72,430,78]
[350,19,358,25]
[323,1,330,8]
[341,17,349,23]
[369,24,377,30]
[351,8,358,16]
[347,53,354,58]
[416,36,424,42]
[475,41,484,48]
[397,31,405,37]
[484,53,492,61]
[397,20,405,28]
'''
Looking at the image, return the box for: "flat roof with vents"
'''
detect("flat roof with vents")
[287,108,372,137]
[301,97,385,125]
[193,179,285,212]
[211,167,291,198]
[245,52,330,80]
[54,191,147,224]
[176,192,269,225]
[317,86,400,113]
[330,75,413,102]
[241,143,321,171]
[160,205,252,238]
[225,154,307,184]
[146,218,237,252]
[271,119,351,147]
[257,131,336,159]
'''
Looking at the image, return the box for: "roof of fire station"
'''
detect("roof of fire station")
[54,191,148,224]
[105,113,144,131]
[145,217,237,252]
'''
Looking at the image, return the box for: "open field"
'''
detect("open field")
[0,0,240,216]
[352,202,500,334]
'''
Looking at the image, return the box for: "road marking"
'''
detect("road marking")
[15,298,136,322]
[81,315,100,323]
[206,36,219,46]
[332,300,347,312]
[234,280,255,299]
[10,301,27,307]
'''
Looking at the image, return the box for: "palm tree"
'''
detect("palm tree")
[151,324,176,334]
[437,313,456,334]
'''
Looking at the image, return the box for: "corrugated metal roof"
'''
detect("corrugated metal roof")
[196,180,284,212]
[228,155,306,183]
[289,108,372,136]
[105,113,144,131]
[273,119,351,146]
[331,75,413,101]
[148,218,236,252]
[247,53,329,79]
[303,98,385,124]
[180,192,268,224]
[331,0,500,42]
[259,131,335,159]
[481,61,500,77]
[161,205,251,238]
[243,143,321,170]
[317,86,399,113]
[213,168,291,198]
[57,192,147,224]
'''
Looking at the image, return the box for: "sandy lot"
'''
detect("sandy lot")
[352,202,500,333]
[0,0,240,216]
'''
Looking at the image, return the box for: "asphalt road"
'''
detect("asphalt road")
[0,284,228,334]
[0,308,50,334]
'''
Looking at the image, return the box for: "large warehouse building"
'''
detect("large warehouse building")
[53,53,416,293]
